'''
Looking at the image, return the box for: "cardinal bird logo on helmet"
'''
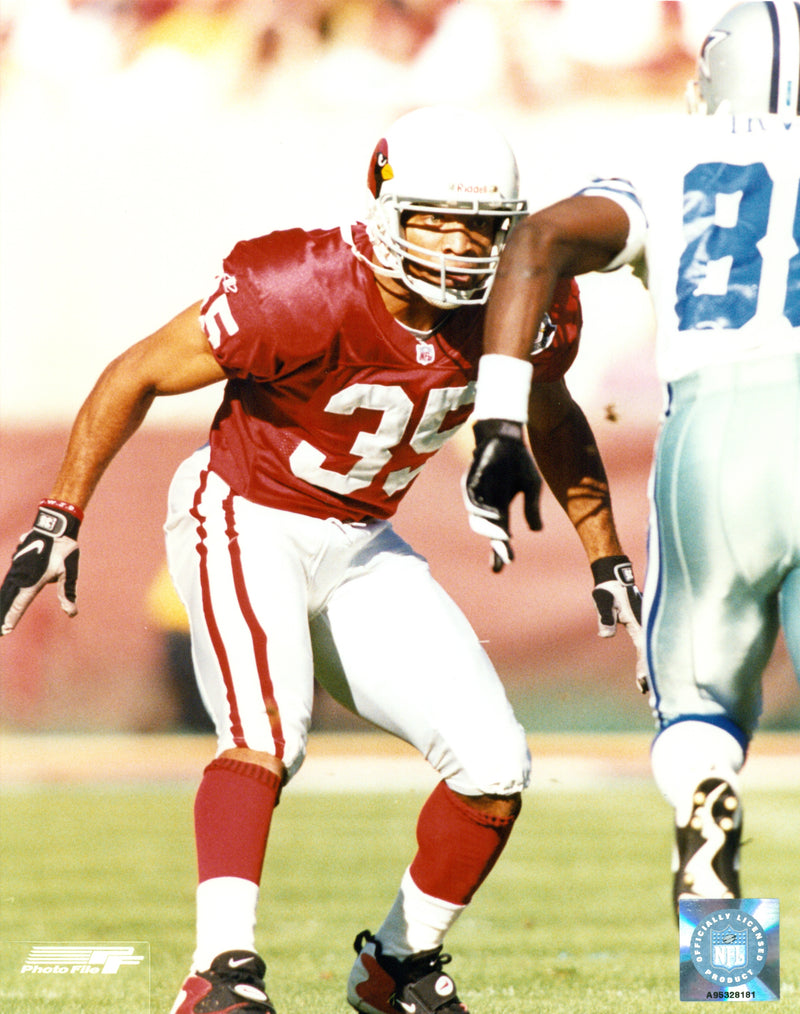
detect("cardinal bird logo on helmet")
[368,138,394,198]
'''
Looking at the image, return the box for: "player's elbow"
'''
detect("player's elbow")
[500,215,569,282]
[508,198,625,278]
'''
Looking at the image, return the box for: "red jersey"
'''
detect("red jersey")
[200,223,581,522]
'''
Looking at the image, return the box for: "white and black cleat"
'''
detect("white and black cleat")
[673,777,742,913]
[348,930,468,1014]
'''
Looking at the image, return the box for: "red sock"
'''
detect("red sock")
[409,781,519,905]
[194,757,282,884]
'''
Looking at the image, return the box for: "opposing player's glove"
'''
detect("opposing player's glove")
[462,419,543,573]
[591,555,649,693]
[0,499,82,635]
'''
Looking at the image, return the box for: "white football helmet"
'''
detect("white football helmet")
[689,0,800,120]
[362,106,527,309]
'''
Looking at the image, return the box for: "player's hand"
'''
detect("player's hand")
[591,555,649,693]
[462,419,543,573]
[0,500,82,635]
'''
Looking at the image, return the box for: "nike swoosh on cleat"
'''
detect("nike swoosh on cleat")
[228,956,255,968]
[398,1002,416,1013]
[233,983,268,1001]
[13,539,46,560]
[435,975,454,996]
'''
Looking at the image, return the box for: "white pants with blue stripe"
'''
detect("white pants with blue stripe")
[644,353,800,745]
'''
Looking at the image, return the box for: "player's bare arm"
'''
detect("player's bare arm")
[527,377,623,564]
[484,196,630,360]
[50,301,225,509]
[0,301,225,635]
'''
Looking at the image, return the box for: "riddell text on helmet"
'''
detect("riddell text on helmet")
[449,183,500,194]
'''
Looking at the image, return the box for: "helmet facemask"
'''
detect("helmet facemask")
[370,194,523,309]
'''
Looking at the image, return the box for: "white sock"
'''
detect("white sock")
[192,876,259,971]
[651,721,745,826]
[375,868,465,959]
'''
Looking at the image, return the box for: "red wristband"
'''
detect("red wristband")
[40,498,85,523]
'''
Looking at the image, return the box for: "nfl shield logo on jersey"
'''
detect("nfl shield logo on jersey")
[416,342,435,365]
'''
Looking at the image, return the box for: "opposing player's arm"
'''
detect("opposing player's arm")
[465,195,633,558]
[463,198,629,571]
[484,196,630,360]
[465,195,647,686]
[50,301,225,509]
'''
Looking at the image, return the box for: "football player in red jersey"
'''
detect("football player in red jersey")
[0,106,644,1014]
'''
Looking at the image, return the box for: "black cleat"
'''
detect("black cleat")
[348,930,469,1014]
[169,949,276,1013]
[674,777,742,912]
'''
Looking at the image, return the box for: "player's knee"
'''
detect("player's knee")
[445,745,530,798]
[214,718,309,785]
[456,790,522,820]
[218,746,286,783]
[462,727,531,798]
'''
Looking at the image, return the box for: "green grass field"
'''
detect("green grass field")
[1,753,798,1013]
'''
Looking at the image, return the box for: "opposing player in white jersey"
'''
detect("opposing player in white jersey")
[464,1,800,913]
[0,105,644,1014]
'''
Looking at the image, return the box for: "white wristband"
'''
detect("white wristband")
[472,354,533,424]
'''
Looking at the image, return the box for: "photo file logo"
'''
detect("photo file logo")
[21,944,146,975]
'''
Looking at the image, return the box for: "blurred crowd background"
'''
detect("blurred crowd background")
[0,0,732,425]
[1,0,797,735]
[0,0,724,119]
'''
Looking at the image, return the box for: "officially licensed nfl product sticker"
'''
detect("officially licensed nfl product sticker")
[679,899,779,1001]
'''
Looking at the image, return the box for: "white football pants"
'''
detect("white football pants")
[165,445,530,796]
[644,353,800,743]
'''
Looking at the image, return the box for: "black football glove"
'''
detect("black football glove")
[0,500,81,635]
[462,419,543,573]
[591,554,649,693]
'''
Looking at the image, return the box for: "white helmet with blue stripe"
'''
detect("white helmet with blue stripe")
[690,0,800,120]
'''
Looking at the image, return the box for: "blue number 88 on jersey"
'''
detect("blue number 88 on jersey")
[677,161,800,330]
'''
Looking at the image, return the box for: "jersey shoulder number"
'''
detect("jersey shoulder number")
[201,275,240,349]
